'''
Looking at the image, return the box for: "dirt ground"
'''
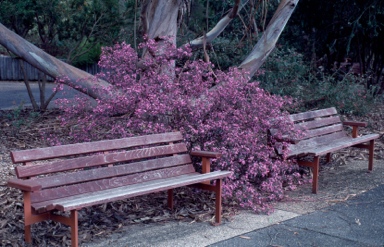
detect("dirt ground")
[0,106,383,246]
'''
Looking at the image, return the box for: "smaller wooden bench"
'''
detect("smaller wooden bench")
[274,107,379,193]
[7,131,231,247]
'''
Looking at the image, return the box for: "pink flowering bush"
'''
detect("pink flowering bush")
[55,38,301,212]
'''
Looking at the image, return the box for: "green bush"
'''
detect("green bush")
[257,48,377,115]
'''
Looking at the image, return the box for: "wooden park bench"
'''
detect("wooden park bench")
[7,131,231,247]
[279,107,380,193]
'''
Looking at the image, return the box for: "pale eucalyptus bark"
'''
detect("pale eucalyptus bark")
[140,0,183,78]
[141,0,182,42]
[239,0,299,78]
[0,0,299,103]
[188,0,249,49]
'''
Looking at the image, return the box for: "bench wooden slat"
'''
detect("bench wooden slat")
[301,124,344,140]
[295,115,341,130]
[289,133,379,157]
[11,132,184,163]
[288,131,347,157]
[31,164,196,205]
[289,107,338,122]
[16,143,188,178]
[32,171,231,212]
[305,133,379,156]
[36,155,192,189]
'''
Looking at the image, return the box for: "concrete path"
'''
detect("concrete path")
[211,184,384,247]
[84,159,384,247]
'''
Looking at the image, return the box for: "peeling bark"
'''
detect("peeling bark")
[239,0,299,78]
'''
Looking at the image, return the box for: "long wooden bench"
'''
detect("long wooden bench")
[275,107,379,194]
[7,131,231,247]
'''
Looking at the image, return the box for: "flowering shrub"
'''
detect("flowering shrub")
[54,38,301,212]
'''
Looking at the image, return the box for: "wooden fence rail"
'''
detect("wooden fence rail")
[0,56,100,81]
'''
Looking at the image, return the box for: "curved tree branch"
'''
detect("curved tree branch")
[0,22,117,101]
[187,0,249,49]
[238,0,299,78]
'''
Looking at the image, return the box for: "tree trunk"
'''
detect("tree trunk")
[0,23,115,101]
[141,0,182,43]
[0,0,299,103]
[239,0,299,78]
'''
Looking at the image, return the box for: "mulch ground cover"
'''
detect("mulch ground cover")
[1,106,383,246]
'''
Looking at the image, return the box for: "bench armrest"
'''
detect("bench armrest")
[8,178,42,192]
[273,136,300,144]
[343,121,367,138]
[343,121,368,127]
[190,151,222,159]
[190,151,221,177]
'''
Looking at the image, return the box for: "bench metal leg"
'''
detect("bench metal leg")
[167,189,174,210]
[326,153,332,163]
[23,192,33,244]
[22,191,52,244]
[25,225,32,243]
[50,210,79,247]
[215,179,222,225]
[298,156,320,194]
[353,139,375,171]
[70,210,79,247]
[369,140,374,171]
[312,156,320,194]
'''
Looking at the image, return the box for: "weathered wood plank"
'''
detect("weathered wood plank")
[11,132,184,163]
[31,164,196,204]
[300,124,344,140]
[32,171,231,212]
[294,116,341,130]
[16,143,188,178]
[289,133,379,157]
[287,131,347,157]
[36,155,192,189]
[190,151,221,158]
[343,121,368,127]
[289,107,337,122]
[7,178,42,192]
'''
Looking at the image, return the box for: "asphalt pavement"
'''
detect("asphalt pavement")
[210,184,384,247]
[0,81,83,110]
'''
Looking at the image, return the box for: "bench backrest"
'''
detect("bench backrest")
[11,132,194,205]
[289,107,347,144]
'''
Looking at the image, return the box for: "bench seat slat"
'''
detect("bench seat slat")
[11,132,184,163]
[289,133,379,157]
[36,155,192,189]
[16,143,188,178]
[31,164,196,204]
[32,171,231,213]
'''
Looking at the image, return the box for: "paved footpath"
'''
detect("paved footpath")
[210,184,384,247]
[85,182,384,247]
